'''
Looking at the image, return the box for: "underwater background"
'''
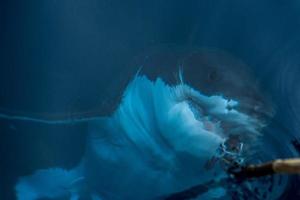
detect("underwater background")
[1,0,300,199]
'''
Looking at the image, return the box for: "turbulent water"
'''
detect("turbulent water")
[1,47,299,199]
[0,72,294,200]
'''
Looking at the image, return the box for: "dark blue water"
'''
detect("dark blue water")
[1,0,300,199]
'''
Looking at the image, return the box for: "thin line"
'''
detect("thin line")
[0,113,101,124]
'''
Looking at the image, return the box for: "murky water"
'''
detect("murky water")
[1,1,300,199]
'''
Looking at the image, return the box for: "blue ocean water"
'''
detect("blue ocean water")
[1,0,300,199]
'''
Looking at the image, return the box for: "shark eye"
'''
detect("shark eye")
[208,70,220,82]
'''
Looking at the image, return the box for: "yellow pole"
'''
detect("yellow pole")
[231,158,300,179]
[273,159,300,174]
